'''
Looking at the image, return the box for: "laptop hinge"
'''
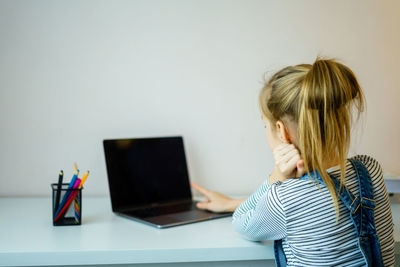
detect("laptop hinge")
[118,198,193,212]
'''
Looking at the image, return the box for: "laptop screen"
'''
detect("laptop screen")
[103,136,192,211]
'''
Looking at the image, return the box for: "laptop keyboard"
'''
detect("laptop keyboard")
[127,201,198,217]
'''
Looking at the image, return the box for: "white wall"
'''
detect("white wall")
[0,0,399,197]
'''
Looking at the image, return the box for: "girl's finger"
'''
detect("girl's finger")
[296,160,305,177]
[277,149,298,164]
[274,144,295,159]
[196,200,210,210]
[190,182,212,198]
[275,149,297,166]
[279,144,296,156]
[274,143,291,154]
[281,154,301,176]
[273,145,289,160]
[285,154,300,168]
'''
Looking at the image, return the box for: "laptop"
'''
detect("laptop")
[103,136,232,228]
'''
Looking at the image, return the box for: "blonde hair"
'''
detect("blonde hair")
[259,57,365,216]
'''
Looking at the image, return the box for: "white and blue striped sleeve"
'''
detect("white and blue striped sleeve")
[232,179,286,241]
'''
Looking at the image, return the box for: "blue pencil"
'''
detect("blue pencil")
[54,169,79,219]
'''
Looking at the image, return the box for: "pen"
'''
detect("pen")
[54,170,63,214]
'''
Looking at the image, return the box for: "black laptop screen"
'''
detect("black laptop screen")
[103,136,192,211]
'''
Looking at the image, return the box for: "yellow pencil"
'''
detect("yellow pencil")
[78,170,90,189]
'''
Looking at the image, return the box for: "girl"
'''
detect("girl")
[190,58,395,266]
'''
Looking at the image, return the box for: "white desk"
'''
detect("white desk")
[0,196,399,267]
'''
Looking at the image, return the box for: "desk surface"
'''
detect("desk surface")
[0,196,399,266]
[0,197,274,266]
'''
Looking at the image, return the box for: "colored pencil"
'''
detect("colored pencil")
[78,170,90,189]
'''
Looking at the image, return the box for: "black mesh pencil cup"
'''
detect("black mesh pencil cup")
[51,183,82,226]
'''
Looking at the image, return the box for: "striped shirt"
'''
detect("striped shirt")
[232,155,395,266]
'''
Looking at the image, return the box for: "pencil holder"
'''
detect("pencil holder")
[51,183,82,226]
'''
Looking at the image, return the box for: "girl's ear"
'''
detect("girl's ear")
[275,120,291,144]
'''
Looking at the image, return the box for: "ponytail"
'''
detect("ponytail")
[259,57,365,217]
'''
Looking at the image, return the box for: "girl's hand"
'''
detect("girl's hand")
[190,182,244,213]
[273,143,305,179]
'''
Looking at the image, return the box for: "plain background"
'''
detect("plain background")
[0,0,399,197]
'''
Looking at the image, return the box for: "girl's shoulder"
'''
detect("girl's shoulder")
[351,154,383,171]
[332,154,384,181]
[273,176,320,196]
